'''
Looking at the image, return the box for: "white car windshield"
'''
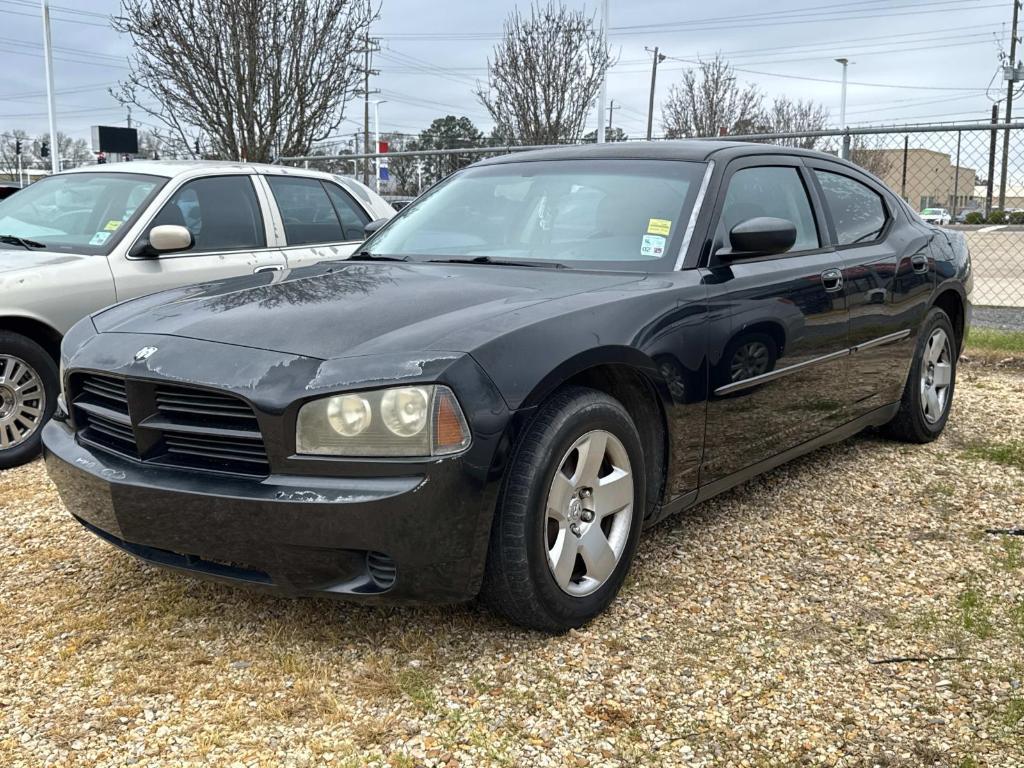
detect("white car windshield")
[0,172,166,254]
[363,159,708,271]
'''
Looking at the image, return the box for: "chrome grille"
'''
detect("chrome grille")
[70,373,269,477]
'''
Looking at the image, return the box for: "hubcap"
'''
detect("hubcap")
[0,355,45,451]
[919,328,952,424]
[544,430,634,597]
[730,341,770,382]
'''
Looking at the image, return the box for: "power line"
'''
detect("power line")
[662,56,995,92]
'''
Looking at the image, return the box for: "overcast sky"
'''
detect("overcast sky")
[0,0,1017,147]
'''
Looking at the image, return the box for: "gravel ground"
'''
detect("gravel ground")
[2,363,1023,768]
[973,306,1024,333]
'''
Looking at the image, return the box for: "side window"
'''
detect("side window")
[718,166,819,253]
[324,183,371,241]
[266,176,345,246]
[815,170,887,245]
[148,176,265,253]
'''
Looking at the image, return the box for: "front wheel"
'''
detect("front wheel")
[481,386,646,632]
[0,332,58,469]
[883,307,957,443]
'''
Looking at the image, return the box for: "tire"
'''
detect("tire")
[883,307,957,443]
[0,332,58,470]
[481,386,646,632]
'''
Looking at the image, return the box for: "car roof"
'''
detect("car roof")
[58,159,346,183]
[474,139,848,167]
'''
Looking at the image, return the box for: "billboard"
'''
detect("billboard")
[91,125,139,155]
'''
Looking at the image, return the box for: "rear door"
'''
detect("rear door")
[261,175,371,269]
[109,174,286,300]
[806,160,934,413]
[700,155,850,484]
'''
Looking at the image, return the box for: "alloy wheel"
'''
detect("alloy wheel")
[544,429,634,597]
[0,355,46,450]
[919,328,952,424]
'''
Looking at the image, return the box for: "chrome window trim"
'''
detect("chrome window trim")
[674,160,715,271]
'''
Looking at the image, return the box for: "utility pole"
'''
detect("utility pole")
[645,46,665,141]
[595,0,608,143]
[987,102,999,216]
[41,0,59,175]
[361,0,379,186]
[999,0,1021,210]
[605,99,619,141]
[127,106,132,128]
[836,58,850,159]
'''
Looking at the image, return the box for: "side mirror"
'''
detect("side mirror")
[722,217,797,259]
[130,224,193,258]
[363,218,388,238]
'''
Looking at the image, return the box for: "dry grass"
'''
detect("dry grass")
[1,361,1023,767]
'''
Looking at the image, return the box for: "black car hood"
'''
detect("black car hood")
[93,261,639,360]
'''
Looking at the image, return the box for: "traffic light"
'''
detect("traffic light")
[14,139,21,155]
[40,141,49,158]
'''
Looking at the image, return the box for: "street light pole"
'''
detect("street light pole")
[41,0,59,175]
[835,57,849,160]
[595,0,609,144]
[373,99,386,194]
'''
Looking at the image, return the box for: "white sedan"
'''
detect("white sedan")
[920,207,951,225]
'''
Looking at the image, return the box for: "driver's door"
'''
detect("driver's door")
[699,156,850,484]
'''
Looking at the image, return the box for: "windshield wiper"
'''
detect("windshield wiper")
[0,234,46,250]
[427,256,567,269]
[349,251,407,262]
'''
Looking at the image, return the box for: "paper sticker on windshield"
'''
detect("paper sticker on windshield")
[103,220,122,232]
[89,232,111,246]
[647,218,672,236]
[640,234,666,258]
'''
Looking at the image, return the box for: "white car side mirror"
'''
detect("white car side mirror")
[149,224,193,253]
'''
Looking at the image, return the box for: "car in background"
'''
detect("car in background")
[920,207,951,225]
[0,181,24,200]
[0,160,394,468]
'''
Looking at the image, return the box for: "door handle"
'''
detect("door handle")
[820,268,844,292]
[254,265,284,274]
[911,254,929,274]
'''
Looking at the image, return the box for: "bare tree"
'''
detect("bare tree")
[476,2,613,145]
[113,0,375,162]
[760,96,830,148]
[662,56,763,138]
[849,142,897,181]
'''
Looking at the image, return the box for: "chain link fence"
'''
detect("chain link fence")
[278,122,1024,308]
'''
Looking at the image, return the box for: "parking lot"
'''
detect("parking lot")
[2,359,1022,768]
[959,227,1024,308]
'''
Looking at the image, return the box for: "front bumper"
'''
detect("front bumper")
[43,419,495,603]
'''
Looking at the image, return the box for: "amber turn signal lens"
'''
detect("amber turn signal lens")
[432,387,470,453]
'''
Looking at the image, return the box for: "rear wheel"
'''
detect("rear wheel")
[0,332,57,469]
[481,387,645,632]
[883,308,957,443]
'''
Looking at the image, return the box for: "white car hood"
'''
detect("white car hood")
[0,247,92,276]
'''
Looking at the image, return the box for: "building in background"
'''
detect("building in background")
[854,148,976,213]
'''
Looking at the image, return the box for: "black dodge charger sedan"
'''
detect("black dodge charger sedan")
[43,141,971,631]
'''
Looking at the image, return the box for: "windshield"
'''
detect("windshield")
[363,159,708,271]
[0,172,166,254]
[922,208,945,215]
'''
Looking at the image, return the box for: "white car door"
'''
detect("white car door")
[107,174,287,300]
[260,175,374,269]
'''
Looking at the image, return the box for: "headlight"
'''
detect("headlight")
[296,384,471,457]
